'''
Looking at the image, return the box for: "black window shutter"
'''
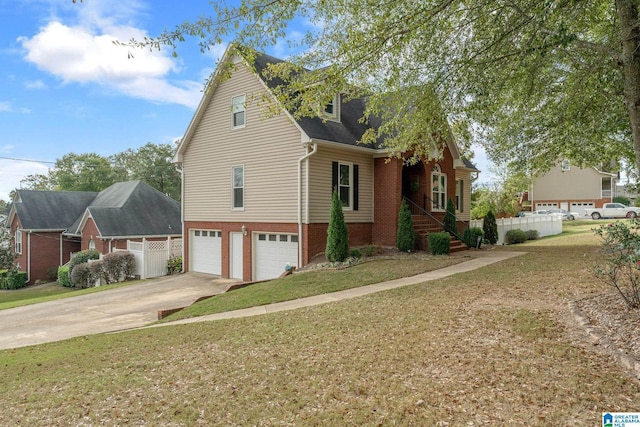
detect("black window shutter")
[353,164,359,211]
[332,161,338,195]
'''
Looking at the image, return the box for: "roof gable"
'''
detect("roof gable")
[69,181,181,238]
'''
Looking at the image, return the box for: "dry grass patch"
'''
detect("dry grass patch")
[0,230,638,425]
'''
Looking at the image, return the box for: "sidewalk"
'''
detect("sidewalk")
[157,250,525,327]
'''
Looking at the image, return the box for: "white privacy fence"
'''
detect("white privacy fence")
[114,237,182,279]
[470,216,563,245]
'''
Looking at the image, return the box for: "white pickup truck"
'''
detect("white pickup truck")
[584,203,640,219]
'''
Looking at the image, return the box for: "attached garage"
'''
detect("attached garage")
[190,229,222,275]
[570,202,595,218]
[254,233,298,281]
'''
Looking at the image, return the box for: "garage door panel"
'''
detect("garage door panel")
[254,233,298,281]
[191,230,221,275]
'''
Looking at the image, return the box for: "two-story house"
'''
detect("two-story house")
[176,46,477,282]
[524,161,618,217]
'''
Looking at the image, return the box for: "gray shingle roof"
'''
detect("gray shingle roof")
[253,52,382,149]
[66,181,181,237]
[14,190,98,230]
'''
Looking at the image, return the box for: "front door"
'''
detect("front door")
[230,232,243,280]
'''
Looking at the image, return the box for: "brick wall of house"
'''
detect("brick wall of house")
[304,223,373,262]
[373,158,402,246]
[28,232,65,283]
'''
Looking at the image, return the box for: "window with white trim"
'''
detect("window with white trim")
[232,165,244,209]
[232,95,246,128]
[89,239,96,250]
[431,164,447,212]
[322,94,340,121]
[338,162,352,208]
[14,229,22,254]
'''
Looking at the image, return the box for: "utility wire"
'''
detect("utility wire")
[0,156,55,164]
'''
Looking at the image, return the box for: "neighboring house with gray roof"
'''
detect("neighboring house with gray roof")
[6,181,181,284]
[175,45,478,282]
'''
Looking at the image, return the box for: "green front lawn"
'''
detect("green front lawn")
[160,255,466,322]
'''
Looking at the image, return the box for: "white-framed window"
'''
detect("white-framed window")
[14,229,22,254]
[232,165,244,209]
[89,239,96,250]
[455,179,464,213]
[322,94,340,121]
[431,164,447,212]
[338,162,352,209]
[232,95,246,128]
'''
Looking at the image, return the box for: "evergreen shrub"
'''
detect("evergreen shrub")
[397,199,415,252]
[483,210,499,244]
[326,190,349,262]
[428,232,450,255]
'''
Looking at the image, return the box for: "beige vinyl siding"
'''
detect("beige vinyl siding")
[532,165,606,200]
[455,170,472,221]
[307,144,374,223]
[183,62,306,223]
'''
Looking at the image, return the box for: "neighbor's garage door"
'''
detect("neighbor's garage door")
[254,233,298,281]
[570,202,594,218]
[191,229,222,275]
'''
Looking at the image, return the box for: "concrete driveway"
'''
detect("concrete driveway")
[0,273,235,350]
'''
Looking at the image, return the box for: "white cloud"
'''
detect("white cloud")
[0,160,50,201]
[18,3,202,109]
[0,145,14,154]
[0,101,30,114]
[24,80,46,90]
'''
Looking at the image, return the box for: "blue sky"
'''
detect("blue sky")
[0,0,493,201]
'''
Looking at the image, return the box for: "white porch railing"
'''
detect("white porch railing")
[470,216,563,245]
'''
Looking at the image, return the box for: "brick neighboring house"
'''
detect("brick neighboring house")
[522,161,618,217]
[7,180,181,284]
[176,46,478,282]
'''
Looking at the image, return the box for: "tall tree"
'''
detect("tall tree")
[50,153,116,192]
[19,173,55,191]
[124,1,640,175]
[110,143,181,201]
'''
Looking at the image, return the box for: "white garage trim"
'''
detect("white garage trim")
[535,202,558,209]
[253,233,298,281]
[190,229,222,275]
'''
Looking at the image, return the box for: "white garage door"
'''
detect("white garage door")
[570,202,594,218]
[191,230,222,275]
[254,233,298,281]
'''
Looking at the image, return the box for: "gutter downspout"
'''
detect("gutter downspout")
[176,163,185,273]
[298,143,317,268]
[27,232,31,284]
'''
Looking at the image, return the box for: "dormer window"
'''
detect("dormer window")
[322,94,340,121]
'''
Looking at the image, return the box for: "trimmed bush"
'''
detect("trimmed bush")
[70,263,92,289]
[68,249,100,286]
[88,260,105,285]
[505,229,528,244]
[364,244,383,257]
[396,199,415,252]
[428,232,450,255]
[326,190,349,262]
[0,270,27,290]
[349,248,362,259]
[483,210,499,245]
[102,251,136,283]
[57,265,71,287]
[463,227,484,248]
[526,229,539,240]
[444,198,457,235]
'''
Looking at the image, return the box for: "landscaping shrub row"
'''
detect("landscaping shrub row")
[58,251,136,289]
[504,228,539,244]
